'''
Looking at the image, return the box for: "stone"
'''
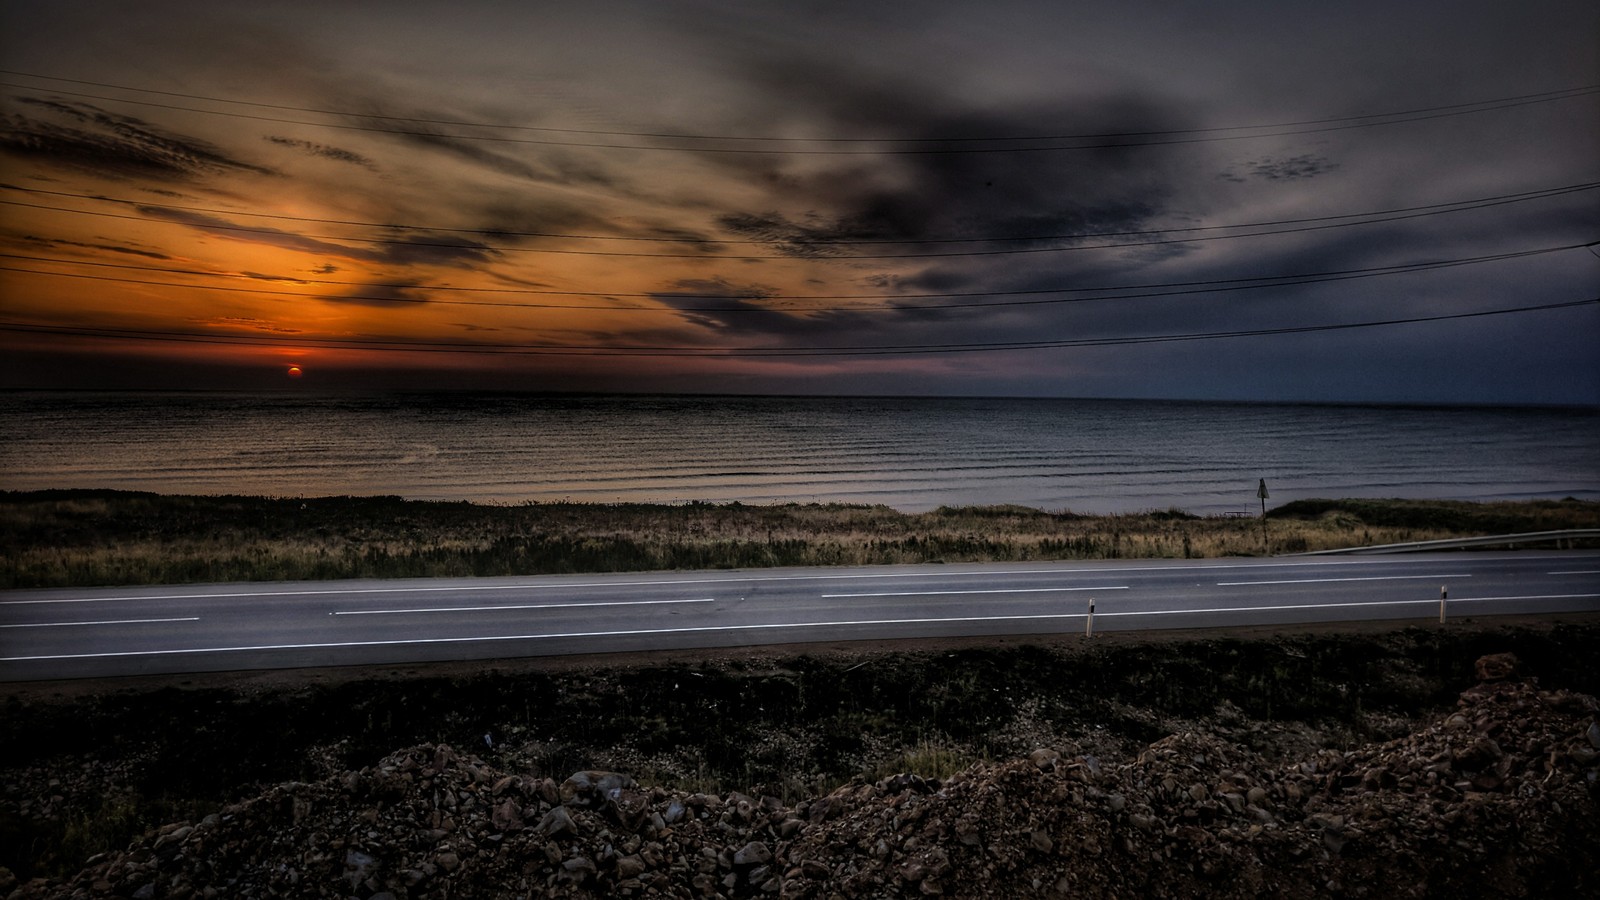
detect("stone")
[537,805,578,838]
[491,798,523,832]
[801,860,831,880]
[735,841,773,867]
[1474,653,1520,681]
[1028,749,1061,771]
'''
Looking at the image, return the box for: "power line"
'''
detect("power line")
[2,298,1592,357]
[6,183,1593,261]
[0,242,1585,312]
[4,74,1595,154]
[6,181,1595,248]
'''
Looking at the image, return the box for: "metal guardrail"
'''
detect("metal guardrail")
[1296,529,1600,555]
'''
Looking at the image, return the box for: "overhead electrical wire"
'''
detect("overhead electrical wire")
[0,242,1587,313]
[3,72,1595,154]
[2,298,1593,357]
[5,182,1594,262]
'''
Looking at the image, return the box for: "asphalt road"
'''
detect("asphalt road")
[2,551,1597,681]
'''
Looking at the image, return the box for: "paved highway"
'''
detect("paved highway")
[2,551,1597,681]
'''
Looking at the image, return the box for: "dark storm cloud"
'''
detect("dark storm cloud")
[0,98,275,180]
[265,136,378,170]
[707,61,1182,253]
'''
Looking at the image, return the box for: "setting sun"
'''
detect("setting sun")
[286,366,303,379]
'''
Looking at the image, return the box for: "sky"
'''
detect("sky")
[1,0,1596,404]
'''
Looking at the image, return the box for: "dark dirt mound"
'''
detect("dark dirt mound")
[5,652,1596,899]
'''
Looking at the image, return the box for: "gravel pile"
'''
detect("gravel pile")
[7,654,1596,899]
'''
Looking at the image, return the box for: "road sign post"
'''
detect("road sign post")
[1258,479,1270,553]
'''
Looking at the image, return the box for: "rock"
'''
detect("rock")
[14,652,1600,900]
[1029,748,1062,771]
[801,859,831,880]
[1475,652,1520,681]
[560,856,597,883]
[491,797,523,832]
[735,841,773,867]
[536,805,578,838]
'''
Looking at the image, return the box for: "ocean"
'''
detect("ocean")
[1,392,1596,515]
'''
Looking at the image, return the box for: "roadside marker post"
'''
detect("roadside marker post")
[1439,586,1447,624]
[1086,598,1095,638]
[1257,479,1271,553]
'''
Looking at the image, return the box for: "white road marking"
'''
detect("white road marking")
[1550,570,1600,575]
[822,586,1128,598]
[1217,574,1470,586]
[0,617,199,629]
[1445,593,1600,602]
[9,593,1597,663]
[331,598,715,616]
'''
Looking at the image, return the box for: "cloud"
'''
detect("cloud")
[265,136,378,170]
[347,112,623,189]
[0,98,275,181]
[326,280,434,308]
[18,235,173,260]
[1219,154,1341,182]
[133,205,497,268]
[703,61,1182,257]
[197,316,303,334]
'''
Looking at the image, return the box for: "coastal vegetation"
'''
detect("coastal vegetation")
[3,490,1597,589]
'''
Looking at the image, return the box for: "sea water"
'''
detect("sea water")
[1,392,1595,515]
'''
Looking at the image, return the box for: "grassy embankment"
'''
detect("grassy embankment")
[3,490,1597,588]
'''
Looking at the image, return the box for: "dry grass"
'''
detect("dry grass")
[2,490,1597,588]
